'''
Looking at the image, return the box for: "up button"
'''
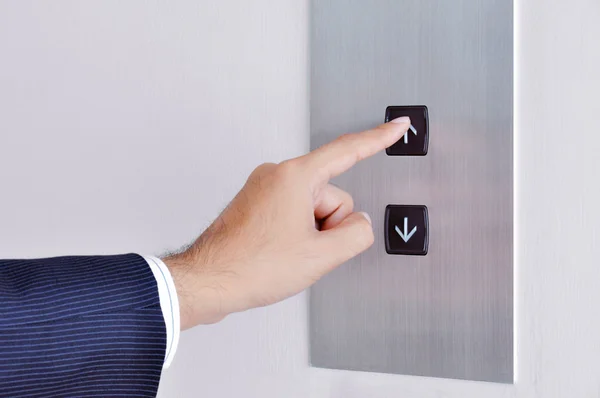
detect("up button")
[385,105,429,156]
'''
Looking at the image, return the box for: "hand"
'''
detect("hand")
[163,117,411,329]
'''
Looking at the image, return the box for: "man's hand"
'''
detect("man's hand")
[163,117,411,329]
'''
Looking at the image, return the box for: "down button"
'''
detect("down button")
[384,205,429,256]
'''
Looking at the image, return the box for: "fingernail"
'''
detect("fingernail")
[390,116,410,124]
[360,212,372,225]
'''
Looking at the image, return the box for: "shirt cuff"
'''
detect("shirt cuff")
[142,255,180,369]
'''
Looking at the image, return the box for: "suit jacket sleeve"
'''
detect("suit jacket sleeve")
[0,253,167,398]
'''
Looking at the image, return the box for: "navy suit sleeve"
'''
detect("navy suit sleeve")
[0,253,167,398]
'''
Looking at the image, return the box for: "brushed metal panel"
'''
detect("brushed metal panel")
[309,0,513,383]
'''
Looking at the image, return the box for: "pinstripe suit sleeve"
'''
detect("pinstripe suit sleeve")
[0,253,167,398]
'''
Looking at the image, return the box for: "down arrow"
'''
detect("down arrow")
[395,217,417,242]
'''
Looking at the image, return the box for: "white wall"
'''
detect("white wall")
[0,2,309,397]
[1,1,599,397]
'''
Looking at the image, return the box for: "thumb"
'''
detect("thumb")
[313,211,375,274]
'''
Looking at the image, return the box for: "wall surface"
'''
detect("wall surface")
[1,1,600,398]
[0,2,309,397]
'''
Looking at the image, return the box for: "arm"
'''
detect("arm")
[0,254,166,397]
[0,117,409,396]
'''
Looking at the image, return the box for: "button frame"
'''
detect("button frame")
[384,204,429,256]
[385,105,429,156]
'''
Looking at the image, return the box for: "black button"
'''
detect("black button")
[385,205,429,255]
[385,105,429,156]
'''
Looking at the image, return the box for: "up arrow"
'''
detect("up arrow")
[395,217,417,242]
[403,124,417,144]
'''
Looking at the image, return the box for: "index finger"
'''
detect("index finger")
[302,117,410,182]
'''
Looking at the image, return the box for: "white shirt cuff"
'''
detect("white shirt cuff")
[143,255,180,369]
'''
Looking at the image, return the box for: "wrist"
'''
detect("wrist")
[162,251,227,330]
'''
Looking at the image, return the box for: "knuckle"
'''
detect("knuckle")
[274,160,298,178]
[252,162,277,176]
[248,163,277,187]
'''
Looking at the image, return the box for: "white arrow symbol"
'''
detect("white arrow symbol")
[403,124,417,144]
[395,217,417,242]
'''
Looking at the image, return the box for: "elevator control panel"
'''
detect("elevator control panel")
[310,0,513,384]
